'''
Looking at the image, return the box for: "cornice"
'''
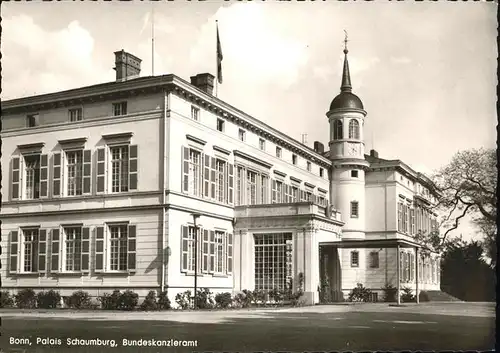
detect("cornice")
[186,134,207,146]
[290,176,302,184]
[213,145,231,155]
[273,169,287,178]
[233,150,272,169]
[304,182,316,189]
[17,142,45,151]
[58,137,88,146]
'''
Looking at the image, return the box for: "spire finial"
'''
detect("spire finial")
[343,30,348,54]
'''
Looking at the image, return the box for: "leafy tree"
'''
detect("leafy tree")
[431,148,497,260]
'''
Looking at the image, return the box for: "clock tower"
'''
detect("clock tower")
[327,36,369,240]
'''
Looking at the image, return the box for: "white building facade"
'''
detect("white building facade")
[1,48,441,305]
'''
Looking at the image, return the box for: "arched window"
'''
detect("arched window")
[333,120,343,140]
[348,119,360,139]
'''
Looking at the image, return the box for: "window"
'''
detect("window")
[26,114,39,128]
[318,194,327,206]
[292,186,299,202]
[350,251,359,267]
[109,225,128,271]
[24,155,41,200]
[272,180,283,203]
[333,120,343,139]
[181,226,199,273]
[215,159,226,202]
[276,147,282,158]
[214,231,225,274]
[64,227,82,272]
[259,138,266,151]
[110,146,129,193]
[369,251,379,268]
[66,150,83,196]
[307,162,311,172]
[305,191,312,202]
[23,229,39,272]
[350,201,359,218]
[112,102,127,116]
[410,208,415,235]
[69,108,83,122]
[348,119,360,139]
[260,175,269,204]
[216,118,224,132]
[320,168,324,177]
[238,129,246,142]
[351,170,359,178]
[235,166,245,206]
[292,155,297,165]
[398,202,403,232]
[188,149,201,196]
[246,170,257,205]
[254,233,293,291]
[191,106,199,121]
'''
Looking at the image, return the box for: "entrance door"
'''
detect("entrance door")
[319,245,343,302]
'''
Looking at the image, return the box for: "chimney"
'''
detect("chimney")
[370,149,379,158]
[190,73,215,95]
[314,141,325,154]
[114,50,142,81]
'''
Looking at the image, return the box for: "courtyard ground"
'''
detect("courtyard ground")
[0,302,495,352]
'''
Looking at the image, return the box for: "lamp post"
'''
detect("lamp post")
[191,213,201,308]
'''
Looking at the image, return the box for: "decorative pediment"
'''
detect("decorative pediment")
[234,150,272,169]
[318,187,328,194]
[213,145,231,155]
[17,142,45,154]
[58,137,88,150]
[186,134,207,146]
[290,176,302,184]
[273,169,287,178]
[304,182,316,189]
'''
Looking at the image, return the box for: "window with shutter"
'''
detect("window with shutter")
[209,230,215,273]
[228,164,234,205]
[202,229,209,273]
[40,155,49,198]
[271,180,277,203]
[203,154,210,198]
[210,158,216,199]
[95,227,105,272]
[81,227,90,272]
[181,226,189,272]
[127,225,136,271]
[64,227,82,272]
[50,228,60,273]
[53,153,62,197]
[11,157,20,200]
[96,148,106,194]
[24,155,41,200]
[128,145,138,191]
[182,146,190,193]
[9,231,19,274]
[83,150,92,194]
[22,228,39,273]
[38,229,47,273]
[227,233,233,275]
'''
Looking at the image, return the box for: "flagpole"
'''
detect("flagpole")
[152,5,155,76]
[215,20,218,98]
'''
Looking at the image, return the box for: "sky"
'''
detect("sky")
[1,1,497,241]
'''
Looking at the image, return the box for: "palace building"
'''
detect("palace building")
[1,47,441,305]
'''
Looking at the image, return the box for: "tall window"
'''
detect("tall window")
[215,231,225,274]
[26,114,39,128]
[292,186,299,202]
[254,233,293,291]
[216,118,224,132]
[276,147,282,158]
[181,226,199,273]
[410,208,416,235]
[398,202,403,232]
[348,119,360,139]
[333,120,343,139]
[188,149,201,196]
[69,108,83,122]
[215,159,225,202]
[402,204,408,233]
[191,106,199,121]
[236,166,245,206]
[246,170,257,205]
[238,129,246,142]
[259,138,266,151]
[23,229,39,272]
[24,155,41,200]
[369,251,379,268]
[67,150,83,196]
[65,227,82,271]
[261,175,269,204]
[350,251,359,267]
[292,155,297,165]
[111,146,129,193]
[276,181,283,203]
[112,102,127,116]
[350,201,359,218]
[109,225,128,271]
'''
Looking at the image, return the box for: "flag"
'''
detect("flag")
[216,22,223,84]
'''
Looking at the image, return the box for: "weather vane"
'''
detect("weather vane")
[343,30,349,53]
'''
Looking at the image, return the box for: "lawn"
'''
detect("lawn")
[0,304,495,352]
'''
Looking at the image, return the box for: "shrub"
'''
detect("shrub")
[234,290,253,308]
[195,288,215,309]
[157,291,171,310]
[1,291,15,308]
[419,290,430,302]
[66,291,93,309]
[400,287,415,303]
[140,291,158,311]
[286,272,305,307]
[252,289,266,306]
[119,290,139,311]
[36,290,61,309]
[15,289,37,309]
[382,283,397,302]
[348,283,373,302]
[214,292,232,309]
[99,290,121,310]
[268,288,285,305]
[318,277,332,303]
[175,290,192,310]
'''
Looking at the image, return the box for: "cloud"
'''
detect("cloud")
[313,65,335,81]
[390,56,412,64]
[189,3,309,87]
[140,11,175,36]
[2,14,112,99]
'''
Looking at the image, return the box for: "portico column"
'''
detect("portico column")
[415,247,419,304]
[302,224,318,305]
[396,244,401,305]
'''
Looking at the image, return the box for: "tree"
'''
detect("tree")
[431,148,497,257]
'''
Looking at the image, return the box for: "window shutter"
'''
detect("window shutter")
[11,157,20,200]
[50,229,60,273]
[81,227,90,272]
[209,230,215,273]
[52,153,61,197]
[197,228,202,274]
[202,229,209,273]
[272,180,276,203]
[227,233,233,275]
[38,229,47,273]
[182,147,190,193]
[82,150,92,195]
[9,231,19,274]
[127,225,136,271]
[210,158,216,199]
[129,145,138,191]
[96,148,106,194]
[95,226,105,272]
[40,154,49,198]
[181,226,188,272]
[204,154,210,198]
[227,164,234,205]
